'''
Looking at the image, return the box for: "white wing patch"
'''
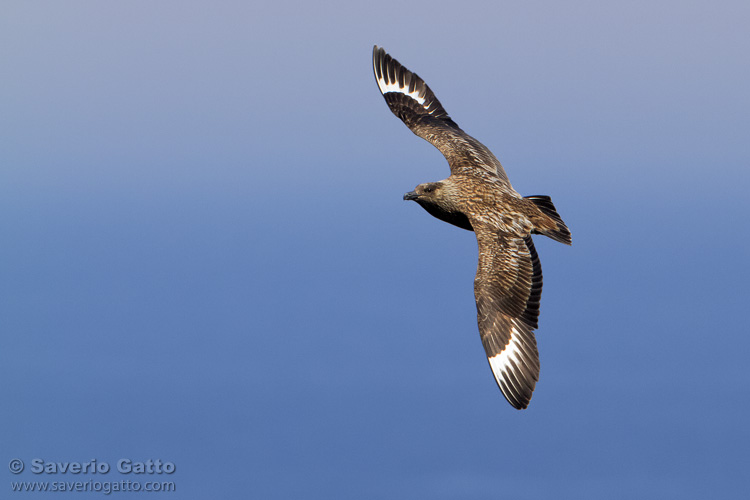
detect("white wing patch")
[487,323,531,400]
[375,75,427,105]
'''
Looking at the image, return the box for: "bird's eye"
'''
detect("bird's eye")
[424,186,434,193]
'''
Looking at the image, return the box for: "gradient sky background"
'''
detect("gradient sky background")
[2,1,749,499]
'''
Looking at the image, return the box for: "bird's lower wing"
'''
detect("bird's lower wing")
[474,224,543,409]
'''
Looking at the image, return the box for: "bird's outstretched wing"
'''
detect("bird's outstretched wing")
[373,46,510,184]
[473,223,542,409]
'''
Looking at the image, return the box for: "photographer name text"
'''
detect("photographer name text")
[21,459,175,475]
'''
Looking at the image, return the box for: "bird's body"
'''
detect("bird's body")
[373,46,571,409]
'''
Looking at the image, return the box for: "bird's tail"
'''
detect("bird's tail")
[525,195,572,245]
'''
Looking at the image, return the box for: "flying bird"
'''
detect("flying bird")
[373,46,571,409]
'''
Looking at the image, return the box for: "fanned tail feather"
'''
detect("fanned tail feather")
[525,195,572,245]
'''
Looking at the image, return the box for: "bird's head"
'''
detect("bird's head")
[402,180,470,230]
[403,182,444,203]
[404,180,461,210]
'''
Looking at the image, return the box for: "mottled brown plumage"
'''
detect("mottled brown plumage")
[373,46,571,409]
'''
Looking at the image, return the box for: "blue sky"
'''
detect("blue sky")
[2,1,749,498]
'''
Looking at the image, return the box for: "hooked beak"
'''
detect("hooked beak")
[403,191,419,201]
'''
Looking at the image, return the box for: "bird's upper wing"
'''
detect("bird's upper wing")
[473,222,543,409]
[373,46,510,185]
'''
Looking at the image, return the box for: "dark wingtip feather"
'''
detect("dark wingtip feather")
[372,46,452,122]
